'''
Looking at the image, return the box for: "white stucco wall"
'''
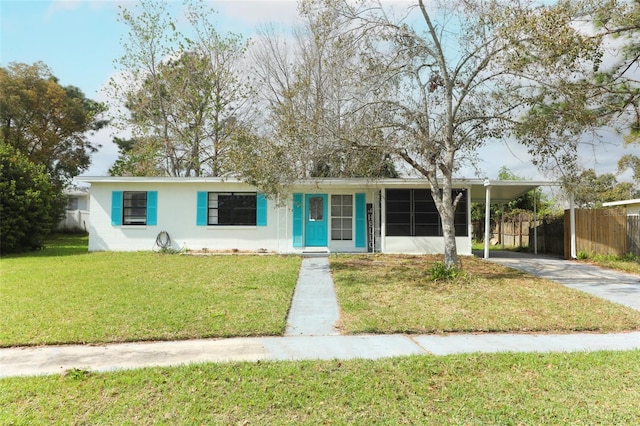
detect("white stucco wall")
[88,181,286,252]
[382,236,472,255]
[88,180,377,253]
[85,178,474,255]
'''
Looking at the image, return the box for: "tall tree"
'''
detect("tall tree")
[110,0,252,177]
[308,0,603,269]
[0,62,107,187]
[592,0,640,143]
[573,169,635,207]
[248,3,397,183]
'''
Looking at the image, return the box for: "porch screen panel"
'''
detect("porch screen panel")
[453,189,468,236]
[385,188,468,237]
[385,189,411,236]
[413,189,439,236]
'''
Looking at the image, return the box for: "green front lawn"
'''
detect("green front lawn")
[0,235,301,347]
[331,254,640,334]
[2,351,639,424]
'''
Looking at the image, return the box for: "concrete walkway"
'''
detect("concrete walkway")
[285,256,340,336]
[2,254,640,378]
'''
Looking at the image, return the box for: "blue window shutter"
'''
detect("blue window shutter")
[355,193,366,248]
[147,191,158,226]
[256,193,267,226]
[292,193,303,247]
[111,191,122,226]
[196,191,208,226]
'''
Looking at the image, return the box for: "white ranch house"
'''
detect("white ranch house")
[80,177,554,255]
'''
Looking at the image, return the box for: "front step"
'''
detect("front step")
[302,247,330,257]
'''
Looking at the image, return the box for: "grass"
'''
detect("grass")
[330,254,640,335]
[577,252,640,275]
[0,234,301,347]
[2,351,639,424]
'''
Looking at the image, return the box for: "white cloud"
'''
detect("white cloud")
[211,0,301,28]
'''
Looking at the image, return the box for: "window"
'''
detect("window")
[385,189,468,237]
[308,196,324,221]
[67,197,78,210]
[207,192,256,226]
[331,195,353,240]
[123,191,147,225]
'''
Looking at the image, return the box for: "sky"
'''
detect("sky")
[1,0,638,183]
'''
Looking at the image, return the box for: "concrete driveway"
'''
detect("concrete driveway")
[479,251,640,311]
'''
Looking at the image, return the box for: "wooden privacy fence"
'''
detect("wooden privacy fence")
[563,208,633,258]
[472,213,565,256]
[628,215,640,256]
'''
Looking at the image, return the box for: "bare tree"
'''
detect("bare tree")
[110,0,252,177]
[248,1,397,181]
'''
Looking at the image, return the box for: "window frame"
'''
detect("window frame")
[122,191,148,226]
[331,194,353,241]
[207,192,257,226]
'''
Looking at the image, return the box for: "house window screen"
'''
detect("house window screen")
[385,189,468,237]
[331,195,353,240]
[123,191,147,225]
[208,192,257,225]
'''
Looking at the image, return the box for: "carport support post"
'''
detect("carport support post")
[484,179,491,259]
[533,189,538,255]
[570,191,577,259]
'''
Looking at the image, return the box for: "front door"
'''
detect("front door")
[305,194,328,247]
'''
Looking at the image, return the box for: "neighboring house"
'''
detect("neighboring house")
[602,198,640,215]
[79,177,550,254]
[58,188,91,231]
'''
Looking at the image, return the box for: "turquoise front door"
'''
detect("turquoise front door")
[305,194,328,247]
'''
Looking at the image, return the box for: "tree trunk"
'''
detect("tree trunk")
[437,191,459,269]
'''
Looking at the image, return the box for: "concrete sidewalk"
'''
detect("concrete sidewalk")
[2,254,640,378]
[3,332,639,378]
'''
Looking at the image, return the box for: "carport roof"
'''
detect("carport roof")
[466,180,561,203]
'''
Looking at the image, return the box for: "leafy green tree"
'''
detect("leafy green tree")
[111,0,252,177]
[592,0,640,143]
[108,137,165,177]
[573,169,636,207]
[618,154,640,191]
[0,142,64,253]
[0,62,107,187]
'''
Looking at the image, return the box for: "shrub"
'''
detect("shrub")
[0,142,64,253]
[429,261,466,282]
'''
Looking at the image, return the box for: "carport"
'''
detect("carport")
[468,179,572,259]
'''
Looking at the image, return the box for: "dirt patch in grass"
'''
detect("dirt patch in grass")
[331,254,640,335]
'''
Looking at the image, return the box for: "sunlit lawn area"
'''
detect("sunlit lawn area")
[2,351,639,424]
[331,254,640,334]
[0,235,301,347]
